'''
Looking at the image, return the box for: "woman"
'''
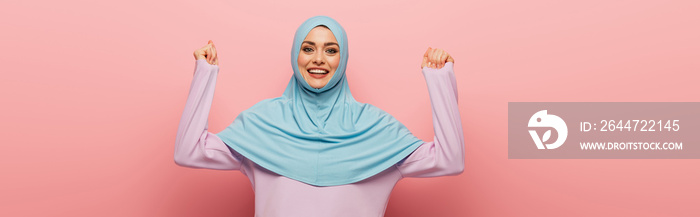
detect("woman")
[175,16,463,216]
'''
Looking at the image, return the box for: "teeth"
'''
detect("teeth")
[308,69,328,74]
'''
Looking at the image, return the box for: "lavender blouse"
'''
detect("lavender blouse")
[174,59,464,217]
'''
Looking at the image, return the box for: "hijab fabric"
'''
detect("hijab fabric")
[216,16,423,186]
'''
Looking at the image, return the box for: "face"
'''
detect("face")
[297,26,340,89]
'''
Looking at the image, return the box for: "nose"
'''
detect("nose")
[312,50,325,65]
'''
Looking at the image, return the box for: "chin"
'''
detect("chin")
[308,82,326,89]
[303,78,326,89]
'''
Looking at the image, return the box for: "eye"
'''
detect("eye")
[303,47,314,52]
[325,48,338,54]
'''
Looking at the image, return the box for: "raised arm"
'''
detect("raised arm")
[174,42,242,170]
[397,48,464,178]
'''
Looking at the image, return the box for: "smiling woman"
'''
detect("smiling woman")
[298,26,340,89]
[175,16,463,216]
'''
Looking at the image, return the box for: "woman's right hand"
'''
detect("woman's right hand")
[422,47,453,69]
[193,40,218,65]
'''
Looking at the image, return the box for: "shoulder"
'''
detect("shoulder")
[237,97,288,118]
[352,102,398,125]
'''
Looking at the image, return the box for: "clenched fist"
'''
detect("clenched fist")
[193,40,218,65]
[422,47,454,69]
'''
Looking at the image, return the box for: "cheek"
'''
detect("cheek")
[297,55,304,66]
[329,56,341,70]
[297,53,310,66]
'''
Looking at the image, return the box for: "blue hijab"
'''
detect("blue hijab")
[216,16,423,186]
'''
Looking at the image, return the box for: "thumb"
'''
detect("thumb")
[422,47,432,68]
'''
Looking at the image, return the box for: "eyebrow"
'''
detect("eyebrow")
[302,41,339,47]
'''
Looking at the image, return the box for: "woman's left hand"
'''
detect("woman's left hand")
[422,47,454,69]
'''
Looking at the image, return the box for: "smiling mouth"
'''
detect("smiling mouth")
[307,69,329,74]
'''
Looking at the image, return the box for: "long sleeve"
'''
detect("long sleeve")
[174,59,242,170]
[397,62,465,178]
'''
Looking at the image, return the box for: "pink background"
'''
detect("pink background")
[1,0,699,216]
